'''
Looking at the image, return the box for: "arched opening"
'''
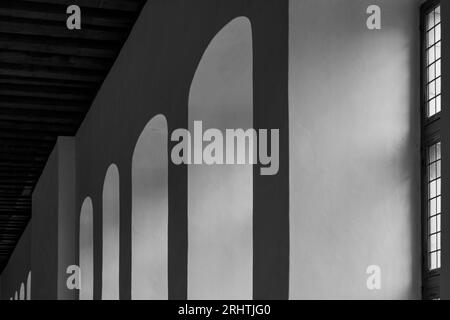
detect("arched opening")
[19,283,25,300]
[131,114,168,299]
[26,271,31,300]
[187,17,254,299]
[79,197,94,300]
[102,164,120,299]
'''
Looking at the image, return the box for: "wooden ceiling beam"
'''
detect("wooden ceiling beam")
[0,139,53,150]
[0,0,145,273]
[0,120,78,133]
[0,75,96,88]
[0,1,136,28]
[0,161,48,170]
[0,204,31,209]
[0,62,105,82]
[0,18,128,42]
[0,33,118,58]
[0,197,33,204]
[0,85,94,102]
[0,197,31,201]
[0,95,88,113]
[0,111,81,127]
[0,50,112,71]
[0,207,31,212]
[21,0,144,12]
[0,144,50,155]
[0,219,29,225]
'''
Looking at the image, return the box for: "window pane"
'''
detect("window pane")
[437,196,441,214]
[428,64,436,81]
[427,11,435,30]
[426,6,442,119]
[429,180,436,198]
[435,6,441,25]
[427,140,442,272]
[428,46,436,65]
[430,198,437,216]
[436,42,441,59]
[436,24,441,42]
[437,233,441,250]
[436,96,441,113]
[429,144,436,162]
[429,98,436,117]
[429,163,436,181]
[430,216,437,234]
[431,251,437,270]
[430,234,437,252]
[436,77,441,95]
[428,29,435,47]
[437,160,441,177]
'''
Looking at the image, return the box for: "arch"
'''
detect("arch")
[131,114,168,299]
[19,283,25,300]
[26,271,31,300]
[79,196,94,300]
[187,16,253,299]
[102,164,120,300]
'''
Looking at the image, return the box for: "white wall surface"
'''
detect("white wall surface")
[289,0,422,299]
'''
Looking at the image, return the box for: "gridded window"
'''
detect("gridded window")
[425,6,441,117]
[427,141,441,270]
[421,0,441,300]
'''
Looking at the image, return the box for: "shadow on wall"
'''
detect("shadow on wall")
[79,17,256,300]
[132,114,168,300]
[75,0,289,300]
[187,17,253,300]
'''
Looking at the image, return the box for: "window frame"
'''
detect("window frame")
[420,0,441,300]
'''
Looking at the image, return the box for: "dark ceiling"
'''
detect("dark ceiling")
[0,0,146,271]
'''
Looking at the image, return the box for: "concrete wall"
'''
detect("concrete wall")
[187,17,253,300]
[0,223,31,300]
[57,138,77,300]
[289,0,422,299]
[0,0,427,300]
[75,0,288,300]
[31,142,59,299]
[32,137,76,300]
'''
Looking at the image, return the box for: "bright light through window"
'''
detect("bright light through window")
[426,6,441,118]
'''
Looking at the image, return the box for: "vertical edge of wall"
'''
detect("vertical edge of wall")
[441,0,449,300]
[31,143,59,299]
[57,137,76,300]
[31,137,76,300]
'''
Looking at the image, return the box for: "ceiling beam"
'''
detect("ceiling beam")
[0,75,96,88]
[0,50,112,71]
[0,62,105,82]
[0,32,118,58]
[0,120,78,133]
[21,0,144,12]
[0,161,47,169]
[0,96,88,113]
[0,1,137,28]
[0,17,128,42]
[0,86,93,102]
